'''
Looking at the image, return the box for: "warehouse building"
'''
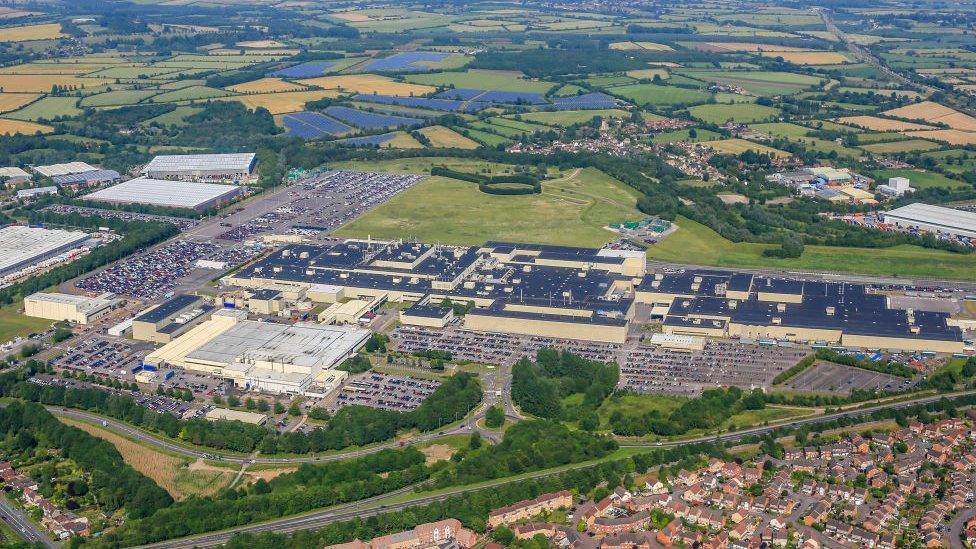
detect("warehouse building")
[141,153,256,181]
[16,186,57,200]
[132,294,211,344]
[52,169,121,190]
[144,309,366,395]
[882,202,976,240]
[31,162,98,178]
[0,226,89,278]
[0,167,31,187]
[24,292,120,325]
[83,177,244,211]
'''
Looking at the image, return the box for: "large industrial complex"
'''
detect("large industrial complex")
[23,292,120,325]
[0,226,90,279]
[221,238,968,352]
[83,177,245,211]
[141,153,256,181]
[882,202,976,240]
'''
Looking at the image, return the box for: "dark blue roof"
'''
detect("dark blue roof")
[135,294,201,323]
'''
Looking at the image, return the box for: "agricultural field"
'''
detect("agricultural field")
[0,23,64,42]
[678,70,824,96]
[416,126,479,149]
[906,129,976,146]
[516,109,629,126]
[299,74,435,96]
[687,103,781,124]
[859,139,942,154]
[882,101,976,131]
[5,96,82,121]
[871,169,969,190]
[230,90,339,115]
[335,160,642,247]
[701,138,791,158]
[0,117,53,135]
[837,115,934,132]
[226,77,308,93]
[0,74,113,93]
[609,84,711,106]
[0,93,39,113]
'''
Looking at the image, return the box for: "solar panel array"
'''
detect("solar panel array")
[552,92,617,110]
[351,94,465,112]
[282,111,352,140]
[363,51,451,72]
[324,106,423,130]
[269,61,335,78]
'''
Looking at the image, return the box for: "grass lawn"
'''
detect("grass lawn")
[701,138,791,158]
[595,394,685,429]
[919,149,976,175]
[649,128,722,143]
[750,122,811,138]
[687,103,780,124]
[458,127,511,147]
[334,160,642,247]
[648,216,976,281]
[404,69,555,93]
[0,301,50,345]
[871,168,969,190]
[609,83,711,106]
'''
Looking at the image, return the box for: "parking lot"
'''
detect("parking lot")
[52,337,147,376]
[780,361,914,394]
[41,204,200,231]
[619,341,809,396]
[331,372,440,413]
[28,374,196,417]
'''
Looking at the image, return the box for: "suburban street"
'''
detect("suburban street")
[0,494,56,548]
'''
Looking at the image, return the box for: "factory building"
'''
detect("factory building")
[882,202,976,240]
[83,177,244,211]
[23,292,119,325]
[144,309,363,395]
[52,169,121,190]
[31,162,98,178]
[0,226,89,278]
[637,270,965,353]
[141,153,256,182]
[132,294,211,344]
[16,186,57,200]
[877,176,914,198]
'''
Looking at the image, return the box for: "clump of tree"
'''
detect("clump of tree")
[511,349,619,420]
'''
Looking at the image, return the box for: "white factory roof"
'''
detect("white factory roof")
[25,292,118,313]
[16,186,57,199]
[0,226,88,274]
[186,321,368,371]
[84,177,242,209]
[142,153,256,174]
[0,167,30,179]
[32,162,98,178]
[884,202,976,235]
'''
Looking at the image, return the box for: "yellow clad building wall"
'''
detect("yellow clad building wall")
[463,313,627,344]
[728,323,842,343]
[841,334,964,354]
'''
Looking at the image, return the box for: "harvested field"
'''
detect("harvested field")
[298,74,435,96]
[229,89,340,114]
[905,129,976,146]
[236,40,288,48]
[837,115,935,131]
[0,74,112,93]
[0,117,52,135]
[226,77,308,93]
[417,125,480,149]
[383,131,424,149]
[609,41,673,51]
[699,42,814,53]
[882,101,976,131]
[332,11,372,22]
[0,93,39,113]
[0,23,63,42]
[701,138,791,158]
[757,51,849,64]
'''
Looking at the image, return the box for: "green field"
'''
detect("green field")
[750,122,810,138]
[516,109,629,126]
[649,128,722,143]
[404,69,554,93]
[679,70,823,96]
[919,149,976,175]
[859,139,942,154]
[149,85,234,103]
[6,96,81,121]
[0,301,51,346]
[143,105,204,127]
[688,103,780,124]
[457,127,510,147]
[79,89,161,107]
[871,168,969,190]
[648,216,976,280]
[609,83,711,106]
[334,159,642,247]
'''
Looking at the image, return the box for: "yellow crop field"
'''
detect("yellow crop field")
[0,62,122,74]
[837,115,934,131]
[0,74,112,93]
[701,138,791,158]
[0,93,39,113]
[0,23,64,42]
[758,51,849,65]
[609,41,673,51]
[626,68,669,80]
[905,129,976,146]
[418,126,480,149]
[882,101,976,131]
[332,11,371,22]
[298,74,435,96]
[0,117,53,135]
[228,89,340,114]
[226,77,308,93]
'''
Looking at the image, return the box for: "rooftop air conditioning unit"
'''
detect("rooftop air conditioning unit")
[910,326,920,334]
[273,266,282,273]
[772,317,782,325]
[523,265,532,272]
[282,250,291,257]
[777,303,786,313]
[300,252,309,259]
[825,306,835,315]
[728,300,738,309]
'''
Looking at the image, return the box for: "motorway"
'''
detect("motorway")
[52,388,962,547]
[0,494,56,548]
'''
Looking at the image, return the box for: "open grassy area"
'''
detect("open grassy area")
[516,109,629,127]
[0,301,50,345]
[610,83,711,106]
[404,69,554,93]
[687,103,781,124]
[871,168,969,190]
[334,159,642,247]
[5,96,81,120]
[647,216,976,280]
